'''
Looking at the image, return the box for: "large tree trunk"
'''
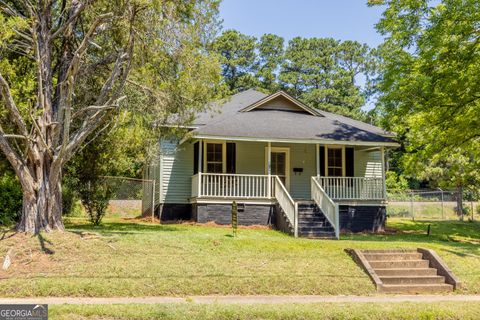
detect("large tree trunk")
[16,158,64,233]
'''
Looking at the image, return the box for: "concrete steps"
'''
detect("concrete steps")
[349,249,459,294]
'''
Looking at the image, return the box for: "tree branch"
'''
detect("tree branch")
[51,0,88,40]
[0,125,34,189]
[0,72,29,137]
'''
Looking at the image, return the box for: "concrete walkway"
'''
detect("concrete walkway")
[0,295,479,305]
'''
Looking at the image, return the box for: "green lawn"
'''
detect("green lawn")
[0,216,479,297]
[49,302,480,320]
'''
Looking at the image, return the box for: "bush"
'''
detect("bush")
[78,180,113,226]
[0,173,22,226]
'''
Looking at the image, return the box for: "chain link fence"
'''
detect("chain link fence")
[102,176,156,219]
[387,189,479,221]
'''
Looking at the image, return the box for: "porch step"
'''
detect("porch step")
[363,252,423,261]
[374,268,438,277]
[379,275,446,285]
[297,201,336,238]
[368,259,430,269]
[350,249,457,294]
[299,226,335,233]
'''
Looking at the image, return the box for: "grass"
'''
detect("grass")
[0,215,479,297]
[49,302,480,320]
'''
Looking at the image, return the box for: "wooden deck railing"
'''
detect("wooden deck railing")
[315,177,385,200]
[192,173,272,199]
[311,177,339,239]
[274,176,298,237]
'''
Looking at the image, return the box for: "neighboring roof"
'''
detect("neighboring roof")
[191,89,397,146]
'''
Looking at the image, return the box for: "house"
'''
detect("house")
[152,89,398,238]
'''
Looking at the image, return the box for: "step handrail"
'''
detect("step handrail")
[273,176,298,237]
[311,177,339,239]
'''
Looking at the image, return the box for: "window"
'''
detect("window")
[206,143,223,173]
[327,148,343,177]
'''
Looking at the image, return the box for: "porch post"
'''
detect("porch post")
[198,139,202,196]
[381,146,386,199]
[267,142,272,198]
[316,144,320,177]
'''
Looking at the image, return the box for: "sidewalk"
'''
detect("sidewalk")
[0,295,479,305]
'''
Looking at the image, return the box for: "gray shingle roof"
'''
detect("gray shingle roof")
[191,89,396,145]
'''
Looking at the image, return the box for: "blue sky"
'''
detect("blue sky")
[219,0,386,47]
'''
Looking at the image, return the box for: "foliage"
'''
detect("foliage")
[280,38,374,119]
[0,0,224,232]
[385,170,409,190]
[66,133,116,226]
[256,34,285,92]
[79,180,112,226]
[372,0,480,190]
[0,171,22,226]
[211,30,376,119]
[211,30,258,92]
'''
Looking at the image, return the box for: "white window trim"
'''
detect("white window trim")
[203,140,226,173]
[265,146,290,190]
[324,145,346,177]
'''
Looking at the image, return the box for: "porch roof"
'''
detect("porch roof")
[191,89,397,146]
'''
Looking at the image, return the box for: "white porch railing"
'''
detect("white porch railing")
[274,176,298,237]
[315,177,385,200]
[192,173,272,198]
[311,177,339,239]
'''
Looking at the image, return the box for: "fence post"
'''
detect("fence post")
[151,180,156,223]
[439,188,444,220]
[410,191,415,221]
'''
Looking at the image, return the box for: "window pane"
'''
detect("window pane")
[206,143,223,173]
[327,148,343,176]
[328,168,342,177]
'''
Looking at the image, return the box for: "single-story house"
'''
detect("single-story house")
[151,89,398,238]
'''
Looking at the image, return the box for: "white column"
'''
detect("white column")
[267,142,272,198]
[198,140,202,196]
[381,146,386,199]
[316,144,320,177]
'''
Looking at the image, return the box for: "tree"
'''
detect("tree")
[371,0,480,203]
[279,37,374,119]
[0,0,222,233]
[211,29,258,92]
[256,34,284,92]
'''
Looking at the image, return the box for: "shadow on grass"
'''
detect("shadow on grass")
[37,233,55,255]
[66,221,184,235]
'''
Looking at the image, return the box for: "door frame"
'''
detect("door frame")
[265,147,290,190]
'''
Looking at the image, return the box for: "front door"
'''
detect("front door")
[267,147,290,190]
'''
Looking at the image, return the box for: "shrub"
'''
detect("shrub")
[0,173,22,226]
[78,180,113,226]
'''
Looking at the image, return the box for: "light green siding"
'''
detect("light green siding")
[354,149,383,178]
[159,139,383,203]
[160,139,193,204]
[235,141,316,199]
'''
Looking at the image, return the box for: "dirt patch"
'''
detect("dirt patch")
[0,230,107,279]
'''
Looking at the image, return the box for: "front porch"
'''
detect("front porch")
[189,139,388,238]
[191,173,386,202]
